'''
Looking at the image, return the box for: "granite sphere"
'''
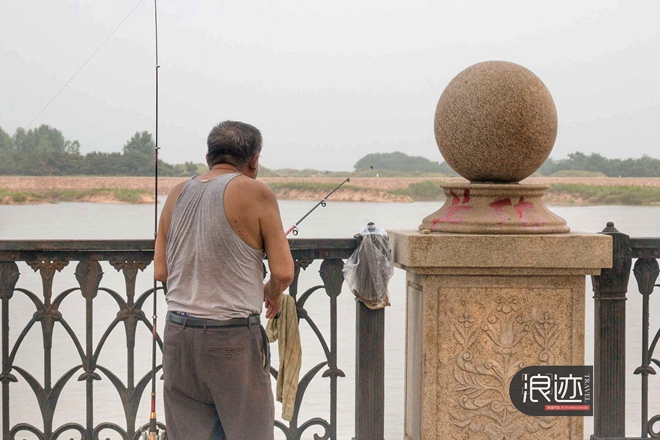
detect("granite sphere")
[434,61,558,183]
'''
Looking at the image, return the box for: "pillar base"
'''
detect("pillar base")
[390,230,611,440]
[419,183,569,234]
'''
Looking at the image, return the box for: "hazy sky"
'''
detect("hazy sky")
[1,0,658,171]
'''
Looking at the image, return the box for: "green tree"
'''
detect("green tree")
[0,127,13,151]
[121,131,155,176]
[0,125,210,176]
[536,157,557,176]
[12,124,70,154]
[123,131,155,156]
[0,125,82,175]
[0,128,18,174]
[184,161,198,175]
[85,152,126,175]
[65,140,81,156]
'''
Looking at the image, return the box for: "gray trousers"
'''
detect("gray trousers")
[163,321,274,440]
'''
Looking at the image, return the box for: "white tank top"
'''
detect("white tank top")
[165,173,265,320]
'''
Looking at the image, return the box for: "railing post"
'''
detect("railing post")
[0,262,20,440]
[591,222,631,438]
[633,257,659,437]
[319,258,346,440]
[354,300,385,440]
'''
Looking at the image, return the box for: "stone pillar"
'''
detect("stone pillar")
[390,231,610,440]
[390,61,613,440]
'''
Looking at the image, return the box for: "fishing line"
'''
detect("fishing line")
[25,0,145,130]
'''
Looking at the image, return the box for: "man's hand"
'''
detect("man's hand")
[264,292,281,319]
[264,281,282,319]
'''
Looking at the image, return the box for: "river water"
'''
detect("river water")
[1,200,659,439]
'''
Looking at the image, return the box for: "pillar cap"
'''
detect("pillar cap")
[389,229,612,272]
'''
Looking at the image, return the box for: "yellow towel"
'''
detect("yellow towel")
[266,294,302,421]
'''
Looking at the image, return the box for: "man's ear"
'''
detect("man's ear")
[206,154,212,170]
[248,153,259,174]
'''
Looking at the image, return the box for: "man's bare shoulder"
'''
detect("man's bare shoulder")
[231,176,276,200]
[171,179,188,192]
[165,180,188,205]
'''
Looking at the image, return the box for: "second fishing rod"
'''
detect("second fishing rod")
[284,165,373,236]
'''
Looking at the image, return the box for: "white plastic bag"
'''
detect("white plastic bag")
[342,222,393,309]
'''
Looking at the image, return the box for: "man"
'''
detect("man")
[154,120,294,440]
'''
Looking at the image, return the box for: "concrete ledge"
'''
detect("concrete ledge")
[389,230,612,273]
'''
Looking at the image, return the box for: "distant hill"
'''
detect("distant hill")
[537,152,660,177]
[261,152,459,178]
[354,152,458,176]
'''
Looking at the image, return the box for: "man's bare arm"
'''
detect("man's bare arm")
[259,184,294,318]
[154,182,186,282]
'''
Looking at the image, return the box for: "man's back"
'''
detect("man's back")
[156,168,292,302]
[165,173,265,320]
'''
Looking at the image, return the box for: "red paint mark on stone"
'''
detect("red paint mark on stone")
[433,190,473,224]
[449,189,461,206]
[489,198,512,210]
[432,205,473,224]
[514,197,534,220]
[489,198,512,224]
[462,189,471,204]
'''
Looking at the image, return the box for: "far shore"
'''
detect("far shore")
[2,176,660,205]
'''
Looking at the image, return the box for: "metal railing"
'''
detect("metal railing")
[592,222,660,439]
[0,239,385,440]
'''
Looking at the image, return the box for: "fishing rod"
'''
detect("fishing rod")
[284,165,373,236]
[145,0,163,439]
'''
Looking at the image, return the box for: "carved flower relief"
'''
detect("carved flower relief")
[495,296,519,314]
[450,296,560,439]
[533,312,560,366]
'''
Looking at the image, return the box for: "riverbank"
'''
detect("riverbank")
[1,176,660,205]
[0,187,153,204]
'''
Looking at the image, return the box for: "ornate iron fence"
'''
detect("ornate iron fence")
[592,223,660,439]
[0,239,385,440]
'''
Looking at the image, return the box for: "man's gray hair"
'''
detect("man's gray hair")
[207,121,262,168]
